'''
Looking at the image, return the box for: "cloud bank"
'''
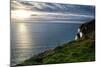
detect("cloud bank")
[11,0,95,23]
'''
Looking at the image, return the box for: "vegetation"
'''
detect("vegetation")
[16,19,95,66]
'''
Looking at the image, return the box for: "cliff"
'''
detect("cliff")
[16,19,95,66]
[75,19,95,40]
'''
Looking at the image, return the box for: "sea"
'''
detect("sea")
[11,21,80,66]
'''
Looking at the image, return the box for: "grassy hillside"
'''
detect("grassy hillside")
[17,20,95,66]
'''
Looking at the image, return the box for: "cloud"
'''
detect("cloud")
[11,1,95,23]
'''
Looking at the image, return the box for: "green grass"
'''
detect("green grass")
[17,32,95,66]
[16,20,95,66]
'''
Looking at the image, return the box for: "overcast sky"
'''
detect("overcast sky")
[11,0,95,23]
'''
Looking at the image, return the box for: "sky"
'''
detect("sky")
[11,0,95,23]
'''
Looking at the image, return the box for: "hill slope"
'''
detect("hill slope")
[17,19,95,66]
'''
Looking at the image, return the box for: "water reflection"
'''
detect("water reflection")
[11,22,80,66]
[16,23,34,60]
[17,23,31,47]
[11,23,34,65]
[19,23,27,33]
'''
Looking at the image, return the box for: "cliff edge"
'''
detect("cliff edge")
[17,19,95,66]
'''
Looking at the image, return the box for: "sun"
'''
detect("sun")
[12,10,32,20]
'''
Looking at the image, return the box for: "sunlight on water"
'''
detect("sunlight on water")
[11,22,80,66]
[19,23,27,33]
[16,23,31,48]
[14,23,34,64]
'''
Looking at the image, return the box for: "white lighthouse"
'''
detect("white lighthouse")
[75,28,83,40]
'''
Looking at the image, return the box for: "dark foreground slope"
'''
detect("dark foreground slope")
[17,19,95,66]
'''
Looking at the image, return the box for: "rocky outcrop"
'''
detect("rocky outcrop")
[75,19,95,40]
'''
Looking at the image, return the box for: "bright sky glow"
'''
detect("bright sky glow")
[11,0,95,23]
[11,10,32,19]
